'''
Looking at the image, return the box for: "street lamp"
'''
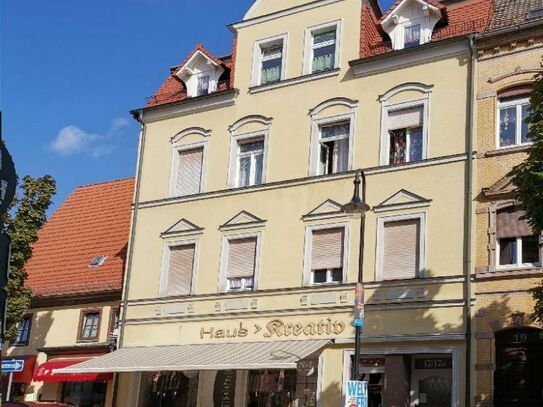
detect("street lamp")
[341,169,370,381]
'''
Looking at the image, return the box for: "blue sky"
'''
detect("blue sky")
[1,0,395,214]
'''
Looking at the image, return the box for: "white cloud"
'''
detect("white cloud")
[50,117,129,158]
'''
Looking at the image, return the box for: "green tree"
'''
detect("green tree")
[3,175,56,341]
[509,72,543,324]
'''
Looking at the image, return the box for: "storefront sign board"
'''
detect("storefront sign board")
[344,380,367,407]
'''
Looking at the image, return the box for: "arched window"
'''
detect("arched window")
[494,327,543,406]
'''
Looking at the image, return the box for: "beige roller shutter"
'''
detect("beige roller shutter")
[388,106,423,130]
[497,208,533,238]
[167,244,195,295]
[382,219,420,280]
[311,228,344,270]
[227,237,257,278]
[176,147,203,196]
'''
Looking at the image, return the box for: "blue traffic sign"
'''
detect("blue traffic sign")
[2,359,24,373]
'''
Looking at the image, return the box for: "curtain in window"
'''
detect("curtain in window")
[404,25,421,48]
[238,156,251,187]
[197,76,209,96]
[311,228,344,270]
[167,244,195,296]
[382,219,420,280]
[497,208,533,238]
[177,148,203,195]
[333,138,349,172]
[389,129,407,164]
[227,238,257,278]
[499,106,517,147]
[312,30,336,73]
[261,47,282,85]
[409,127,423,161]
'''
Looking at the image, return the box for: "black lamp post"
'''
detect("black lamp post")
[341,170,370,381]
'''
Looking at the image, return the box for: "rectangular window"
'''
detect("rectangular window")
[237,139,264,187]
[496,207,539,268]
[14,316,31,346]
[498,97,531,147]
[166,244,195,296]
[139,372,198,407]
[226,237,257,291]
[388,106,424,165]
[260,44,283,85]
[79,311,100,341]
[311,29,337,73]
[318,121,350,175]
[382,218,421,280]
[197,75,209,96]
[311,227,344,285]
[404,24,421,48]
[175,147,204,196]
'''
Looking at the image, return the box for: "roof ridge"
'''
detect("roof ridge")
[74,177,135,190]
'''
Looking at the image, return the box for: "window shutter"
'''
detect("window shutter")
[176,148,204,195]
[167,244,195,296]
[497,208,533,238]
[227,238,257,278]
[388,106,423,130]
[382,219,420,280]
[311,228,344,270]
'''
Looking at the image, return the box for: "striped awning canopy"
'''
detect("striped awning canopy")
[56,340,330,374]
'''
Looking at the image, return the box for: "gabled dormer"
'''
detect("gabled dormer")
[174,44,227,98]
[380,0,445,50]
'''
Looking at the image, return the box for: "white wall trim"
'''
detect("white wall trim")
[303,19,342,76]
[171,127,211,144]
[251,33,288,87]
[218,231,262,293]
[375,212,427,281]
[159,238,200,297]
[303,221,350,287]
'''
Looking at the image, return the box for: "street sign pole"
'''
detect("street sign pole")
[6,371,13,401]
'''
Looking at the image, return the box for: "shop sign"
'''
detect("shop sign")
[414,357,452,370]
[344,380,367,407]
[200,318,346,340]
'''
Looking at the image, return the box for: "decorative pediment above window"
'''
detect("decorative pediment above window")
[482,175,516,198]
[161,218,204,238]
[374,189,432,212]
[303,199,344,221]
[174,44,226,98]
[220,210,266,231]
[380,0,445,50]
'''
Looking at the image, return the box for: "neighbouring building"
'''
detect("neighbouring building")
[60,1,543,407]
[473,1,543,406]
[3,178,134,406]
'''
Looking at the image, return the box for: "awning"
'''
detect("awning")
[57,340,330,374]
[2,355,37,383]
[33,358,113,382]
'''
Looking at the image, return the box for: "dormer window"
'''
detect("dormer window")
[404,24,421,48]
[174,46,226,98]
[197,75,210,96]
[381,0,443,51]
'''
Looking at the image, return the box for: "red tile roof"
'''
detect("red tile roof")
[25,178,134,298]
[361,0,494,57]
[146,44,232,108]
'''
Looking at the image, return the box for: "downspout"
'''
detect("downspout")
[112,109,146,407]
[465,34,476,407]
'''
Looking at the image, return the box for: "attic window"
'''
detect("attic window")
[89,255,107,267]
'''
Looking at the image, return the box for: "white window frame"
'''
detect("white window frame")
[228,130,269,188]
[380,98,429,166]
[496,96,531,149]
[375,212,426,282]
[303,222,349,287]
[496,235,541,270]
[219,231,262,293]
[303,20,342,75]
[159,238,199,297]
[251,33,288,87]
[310,111,355,176]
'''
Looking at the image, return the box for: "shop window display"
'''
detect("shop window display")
[139,371,198,407]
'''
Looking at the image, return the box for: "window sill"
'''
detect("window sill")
[76,338,99,344]
[476,267,542,280]
[248,68,340,94]
[484,144,532,157]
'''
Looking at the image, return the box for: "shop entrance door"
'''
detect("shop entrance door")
[410,356,452,407]
[494,327,543,407]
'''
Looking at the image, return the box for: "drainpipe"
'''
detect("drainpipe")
[465,34,476,407]
[112,109,146,407]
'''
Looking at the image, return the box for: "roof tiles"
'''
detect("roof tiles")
[25,178,134,298]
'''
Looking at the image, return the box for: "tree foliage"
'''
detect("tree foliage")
[509,72,543,324]
[3,175,56,341]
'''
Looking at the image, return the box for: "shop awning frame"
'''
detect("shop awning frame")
[56,340,330,374]
[34,358,113,382]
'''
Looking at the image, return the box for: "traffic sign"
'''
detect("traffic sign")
[2,359,24,373]
[344,380,368,407]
